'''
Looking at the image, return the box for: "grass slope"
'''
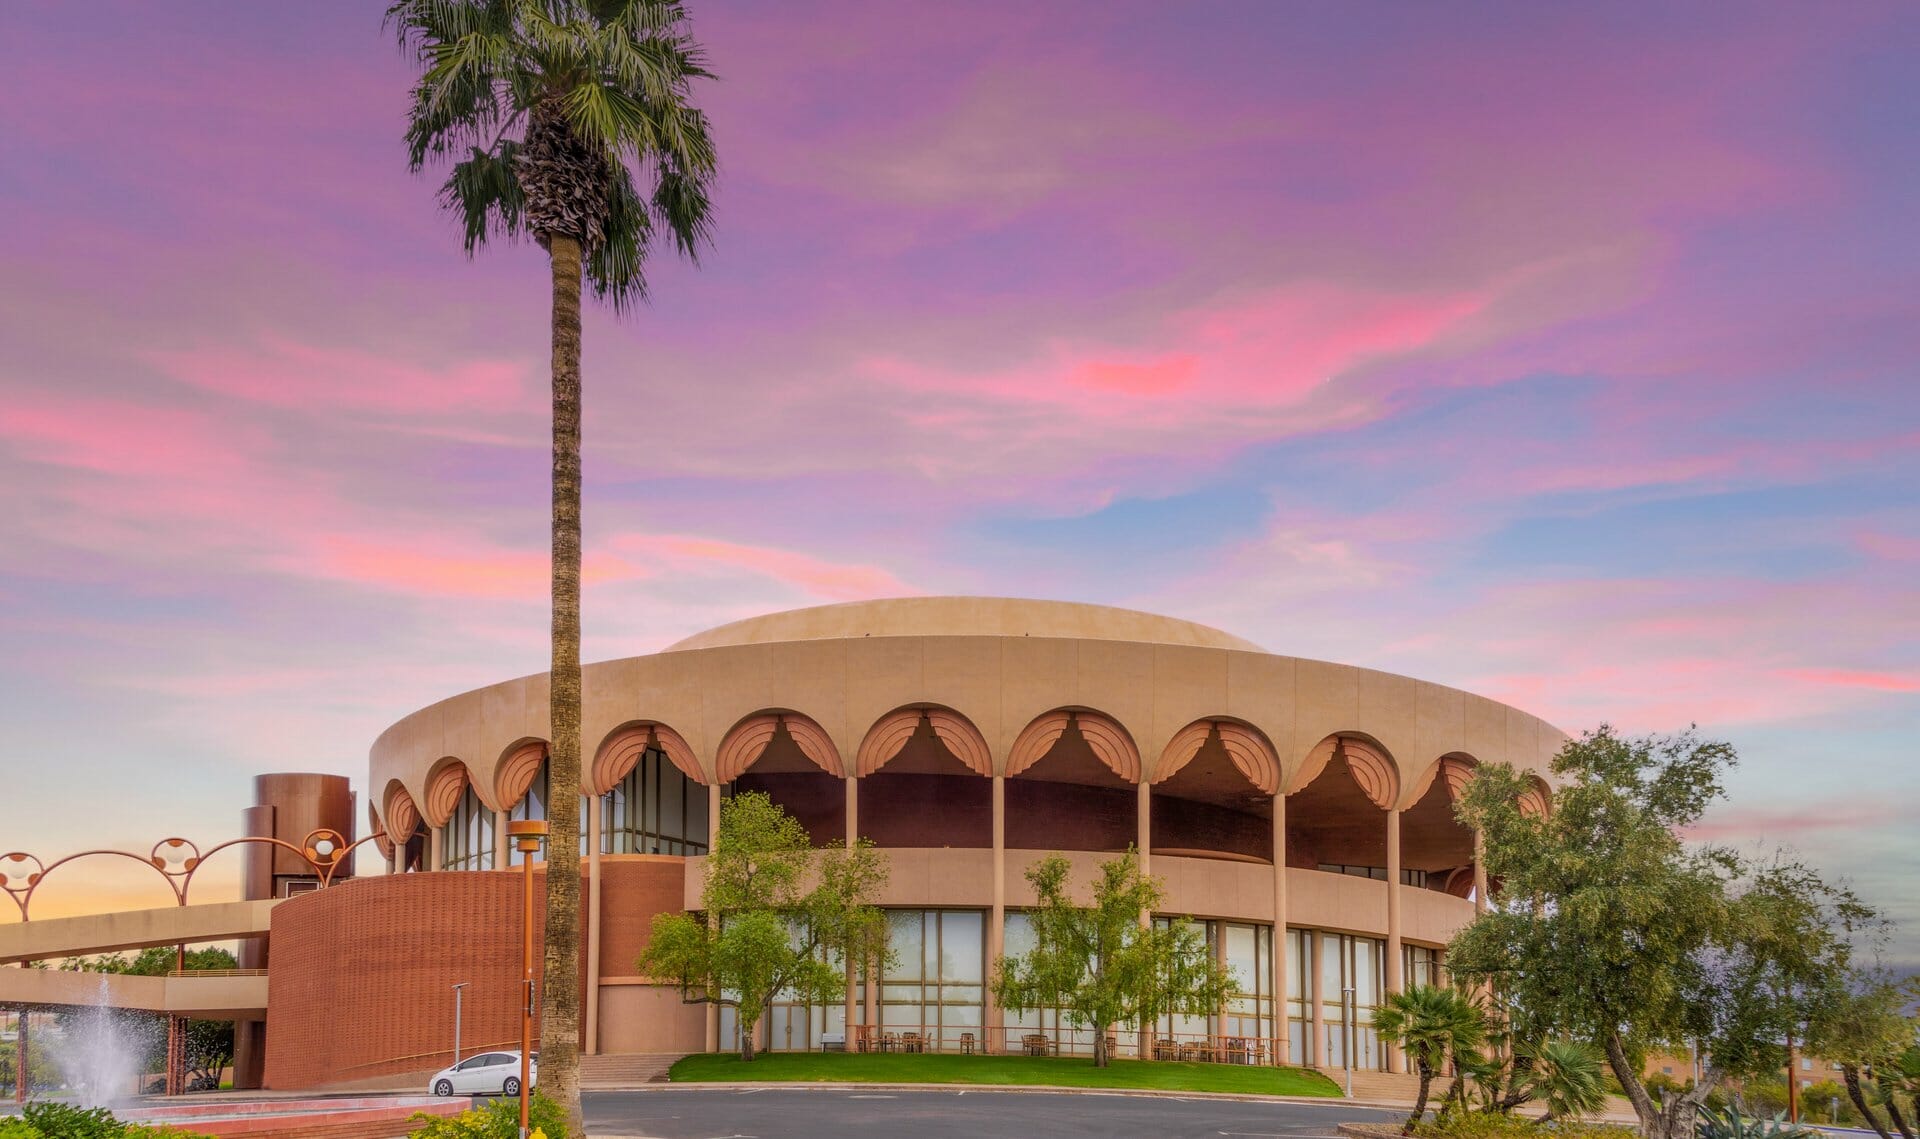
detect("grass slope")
[669,1052,1342,1096]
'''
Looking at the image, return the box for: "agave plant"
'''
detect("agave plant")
[1696,1103,1822,1139]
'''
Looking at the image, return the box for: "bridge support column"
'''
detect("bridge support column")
[165,1014,187,1095]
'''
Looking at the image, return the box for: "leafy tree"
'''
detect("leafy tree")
[387,2,717,1127]
[1376,984,1487,1133]
[991,851,1234,1069]
[639,792,889,1060]
[1447,726,1883,1139]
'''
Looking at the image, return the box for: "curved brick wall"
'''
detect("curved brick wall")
[265,871,552,1089]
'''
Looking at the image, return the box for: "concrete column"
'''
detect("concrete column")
[1272,792,1288,1065]
[706,785,723,1052]
[845,776,859,1041]
[1473,829,1489,915]
[1136,780,1152,875]
[1386,808,1404,1073]
[586,797,603,1055]
[988,774,1005,1053]
[427,823,442,872]
[1309,931,1325,1069]
[493,810,509,870]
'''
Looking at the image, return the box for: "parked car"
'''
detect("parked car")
[427,1051,537,1097]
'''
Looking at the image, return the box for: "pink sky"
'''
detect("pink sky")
[1,1,1916,965]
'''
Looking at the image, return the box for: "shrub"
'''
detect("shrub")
[0,1120,38,1139]
[1797,1081,1856,1125]
[410,1092,567,1139]
[1412,1110,1634,1139]
[1694,1103,1820,1139]
[1736,1081,1789,1117]
[3,1104,213,1139]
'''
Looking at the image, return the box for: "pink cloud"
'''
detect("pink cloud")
[1780,669,1920,695]
[1683,798,1908,843]
[624,534,919,602]
[148,335,534,418]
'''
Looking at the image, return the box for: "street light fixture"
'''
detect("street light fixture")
[508,819,548,1139]
[451,982,469,1066]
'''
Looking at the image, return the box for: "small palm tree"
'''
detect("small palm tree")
[1527,1039,1608,1121]
[387,2,716,1133]
[1376,985,1488,1135]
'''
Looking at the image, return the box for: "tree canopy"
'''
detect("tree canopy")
[1447,726,1884,1139]
[992,851,1235,1068]
[638,791,889,1060]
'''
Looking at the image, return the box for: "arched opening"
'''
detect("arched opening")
[1285,735,1395,874]
[382,784,426,873]
[1005,710,1139,853]
[425,760,492,872]
[856,708,991,848]
[1152,720,1280,863]
[719,712,844,846]
[593,723,712,857]
[1399,755,1479,894]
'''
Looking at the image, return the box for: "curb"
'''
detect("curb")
[583,1081,1413,1109]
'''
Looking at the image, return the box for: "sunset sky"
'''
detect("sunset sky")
[1,3,1915,965]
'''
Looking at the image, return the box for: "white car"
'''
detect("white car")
[428,1050,537,1097]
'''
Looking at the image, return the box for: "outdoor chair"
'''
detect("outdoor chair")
[1154,1038,1177,1061]
[902,1031,923,1054]
[959,1032,975,1055]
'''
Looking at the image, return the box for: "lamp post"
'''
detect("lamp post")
[451,982,468,1066]
[507,820,547,1139]
[1342,985,1356,1098]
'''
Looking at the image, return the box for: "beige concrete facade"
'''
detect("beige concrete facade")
[356,598,1566,1076]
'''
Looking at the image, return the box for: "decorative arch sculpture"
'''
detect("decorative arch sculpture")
[495,740,548,806]
[1290,734,1398,808]
[1153,719,1281,794]
[1518,774,1552,818]
[591,722,705,793]
[1006,710,1141,783]
[384,784,421,844]
[856,707,993,777]
[422,759,474,827]
[715,712,844,783]
[369,802,394,861]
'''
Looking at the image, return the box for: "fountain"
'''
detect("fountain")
[51,976,160,1107]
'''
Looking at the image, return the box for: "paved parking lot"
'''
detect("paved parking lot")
[585,1086,1397,1139]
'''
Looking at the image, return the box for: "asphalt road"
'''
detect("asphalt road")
[584,1087,1399,1139]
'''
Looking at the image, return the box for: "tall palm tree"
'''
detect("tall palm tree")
[387,1,716,1130]
[1375,984,1487,1135]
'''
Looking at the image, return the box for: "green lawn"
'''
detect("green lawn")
[668,1051,1342,1096]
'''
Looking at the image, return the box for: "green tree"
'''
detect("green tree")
[1527,1040,1608,1122]
[387,1,717,1127]
[639,792,889,1061]
[991,851,1234,1069]
[1375,984,1486,1133]
[1447,726,1883,1139]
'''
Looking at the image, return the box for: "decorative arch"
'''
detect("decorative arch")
[1006,709,1141,783]
[369,801,394,861]
[383,783,421,844]
[856,707,993,777]
[592,722,705,793]
[423,758,474,827]
[1289,734,1398,808]
[716,712,844,783]
[1518,774,1552,818]
[495,739,548,806]
[1153,719,1281,794]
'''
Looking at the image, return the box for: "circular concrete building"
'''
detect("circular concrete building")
[270,598,1562,1088]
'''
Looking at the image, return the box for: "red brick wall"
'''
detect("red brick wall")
[265,871,553,1089]
[595,857,688,978]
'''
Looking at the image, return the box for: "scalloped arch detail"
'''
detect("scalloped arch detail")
[1518,775,1552,818]
[423,761,472,827]
[856,708,993,777]
[1441,756,1478,801]
[716,712,844,783]
[1153,720,1280,794]
[369,801,394,861]
[1340,738,1398,809]
[592,723,704,793]
[384,786,420,843]
[496,741,548,806]
[1006,710,1141,783]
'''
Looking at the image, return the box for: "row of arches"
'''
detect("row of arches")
[377,704,1549,885]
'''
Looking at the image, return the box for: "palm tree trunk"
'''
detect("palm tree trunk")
[1885,1094,1915,1139]
[540,232,586,1139]
[1405,1060,1433,1136]
[1845,1064,1896,1139]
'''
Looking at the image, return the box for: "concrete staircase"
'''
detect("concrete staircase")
[580,1052,684,1087]
[1316,1067,1426,1104]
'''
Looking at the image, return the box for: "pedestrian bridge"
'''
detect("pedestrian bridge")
[0,898,276,1016]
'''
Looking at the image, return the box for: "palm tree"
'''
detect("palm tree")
[387,2,716,1130]
[1526,1040,1608,1122]
[1376,985,1488,1135]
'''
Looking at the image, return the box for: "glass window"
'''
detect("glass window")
[602,746,709,855]
[439,784,494,871]
[885,910,984,1050]
[1318,932,1386,1071]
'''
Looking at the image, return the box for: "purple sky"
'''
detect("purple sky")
[2,2,1915,964]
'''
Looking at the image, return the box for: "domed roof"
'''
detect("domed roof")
[664,596,1265,653]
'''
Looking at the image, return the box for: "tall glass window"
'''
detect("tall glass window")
[1319,932,1385,1071]
[603,747,710,855]
[1286,928,1309,1063]
[504,764,592,863]
[1404,944,1443,989]
[1220,921,1274,1055]
[439,785,494,871]
[884,909,984,1050]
